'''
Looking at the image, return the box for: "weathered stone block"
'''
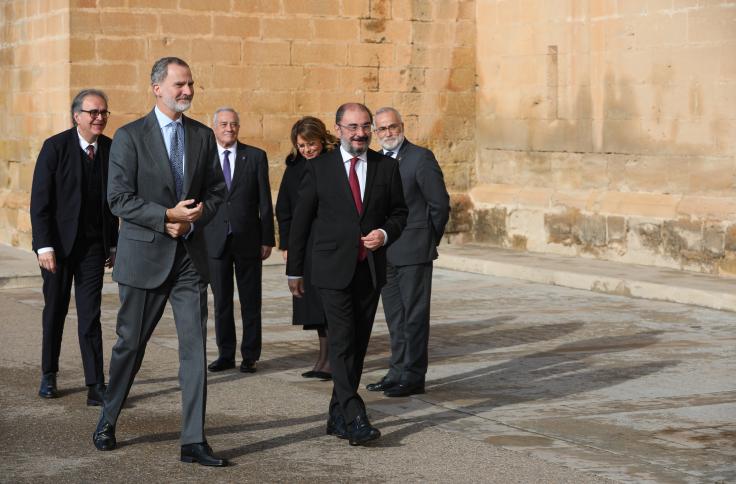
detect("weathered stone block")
[703,223,725,256]
[724,225,736,252]
[662,219,702,261]
[474,207,507,245]
[575,213,606,248]
[606,216,626,243]
[545,208,580,246]
[446,193,473,234]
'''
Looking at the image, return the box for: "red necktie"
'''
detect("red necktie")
[348,157,367,261]
[86,145,95,160]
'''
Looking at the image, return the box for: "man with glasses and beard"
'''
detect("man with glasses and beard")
[31,89,119,406]
[287,103,407,446]
[92,57,228,466]
[366,107,450,398]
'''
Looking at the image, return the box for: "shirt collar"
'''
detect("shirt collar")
[154,105,182,129]
[217,143,237,157]
[383,140,403,157]
[76,128,97,151]
[339,146,367,164]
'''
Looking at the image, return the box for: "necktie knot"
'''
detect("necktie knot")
[86,145,95,160]
[385,150,394,158]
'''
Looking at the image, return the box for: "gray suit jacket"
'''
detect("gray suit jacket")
[107,109,226,289]
[386,139,450,266]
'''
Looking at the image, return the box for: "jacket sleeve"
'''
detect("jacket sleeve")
[256,151,276,247]
[416,148,450,244]
[286,160,318,277]
[30,139,58,252]
[275,164,293,250]
[195,129,226,229]
[107,127,169,232]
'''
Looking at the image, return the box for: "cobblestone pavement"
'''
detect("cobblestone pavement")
[1,263,734,483]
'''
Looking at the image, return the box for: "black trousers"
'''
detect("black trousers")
[208,235,262,362]
[40,238,105,385]
[319,261,380,424]
[381,261,433,385]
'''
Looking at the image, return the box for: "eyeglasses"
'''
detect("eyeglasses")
[80,109,111,119]
[337,123,372,134]
[374,123,402,135]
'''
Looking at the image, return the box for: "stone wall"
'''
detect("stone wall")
[0,0,476,250]
[473,0,736,275]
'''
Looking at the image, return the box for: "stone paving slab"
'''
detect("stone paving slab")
[1,248,735,483]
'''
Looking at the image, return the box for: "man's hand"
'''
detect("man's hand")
[166,199,203,223]
[165,221,191,238]
[288,277,304,298]
[261,245,272,260]
[361,229,385,251]
[105,252,116,268]
[38,251,56,273]
[281,249,288,262]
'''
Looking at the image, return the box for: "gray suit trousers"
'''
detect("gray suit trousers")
[381,261,433,385]
[103,243,208,445]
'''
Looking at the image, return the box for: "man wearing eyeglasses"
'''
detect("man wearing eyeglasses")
[30,89,119,406]
[366,107,450,398]
[287,103,407,446]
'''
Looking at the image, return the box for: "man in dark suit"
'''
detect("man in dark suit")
[205,107,275,374]
[30,89,118,406]
[92,57,228,467]
[366,107,450,398]
[287,103,407,446]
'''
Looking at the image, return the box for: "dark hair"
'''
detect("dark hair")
[150,57,190,85]
[70,89,108,126]
[335,102,372,125]
[287,116,339,164]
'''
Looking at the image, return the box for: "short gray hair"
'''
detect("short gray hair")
[150,56,189,85]
[374,106,403,124]
[212,107,240,126]
[70,89,108,126]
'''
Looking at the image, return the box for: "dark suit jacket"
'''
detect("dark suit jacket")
[30,127,118,258]
[386,139,450,266]
[107,110,226,289]
[286,148,408,290]
[204,141,275,259]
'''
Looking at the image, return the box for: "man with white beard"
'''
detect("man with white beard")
[366,107,450,398]
[93,57,228,466]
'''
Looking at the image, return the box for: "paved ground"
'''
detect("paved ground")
[0,245,734,483]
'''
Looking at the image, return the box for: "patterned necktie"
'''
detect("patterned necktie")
[348,157,367,261]
[222,150,232,190]
[86,145,95,161]
[169,121,184,200]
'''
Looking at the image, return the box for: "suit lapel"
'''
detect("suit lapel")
[183,115,199,198]
[360,150,378,219]
[142,110,177,199]
[230,142,247,193]
[397,139,411,163]
[331,150,360,219]
[68,128,83,192]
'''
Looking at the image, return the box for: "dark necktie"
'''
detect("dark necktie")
[348,157,367,261]
[222,150,232,190]
[86,145,95,161]
[385,150,394,158]
[169,121,184,200]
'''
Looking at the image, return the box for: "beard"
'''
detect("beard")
[340,136,369,156]
[378,133,404,152]
[163,96,192,113]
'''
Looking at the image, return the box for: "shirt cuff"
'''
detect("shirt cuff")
[109,247,117,253]
[287,276,303,280]
[38,247,54,254]
[183,222,195,239]
[379,229,388,246]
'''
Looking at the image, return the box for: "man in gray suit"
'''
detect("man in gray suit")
[366,107,450,397]
[92,57,228,467]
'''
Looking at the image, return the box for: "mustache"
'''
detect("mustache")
[350,136,369,142]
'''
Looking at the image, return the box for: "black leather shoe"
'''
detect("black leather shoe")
[38,373,58,399]
[312,371,332,381]
[208,357,235,372]
[326,413,348,439]
[181,442,228,467]
[87,383,106,406]
[92,416,116,451]
[348,414,381,446]
[365,377,396,392]
[383,382,425,398]
[240,360,257,373]
[301,370,317,378]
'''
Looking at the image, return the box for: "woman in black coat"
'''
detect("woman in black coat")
[276,116,338,380]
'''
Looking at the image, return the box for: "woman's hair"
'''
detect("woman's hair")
[288,116,339,161]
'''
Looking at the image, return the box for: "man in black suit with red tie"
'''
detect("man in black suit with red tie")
[30,89,119,405]
[205,107,275,374]
[287,103,407,446]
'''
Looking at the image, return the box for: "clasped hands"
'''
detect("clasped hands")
[165,199,203,238]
